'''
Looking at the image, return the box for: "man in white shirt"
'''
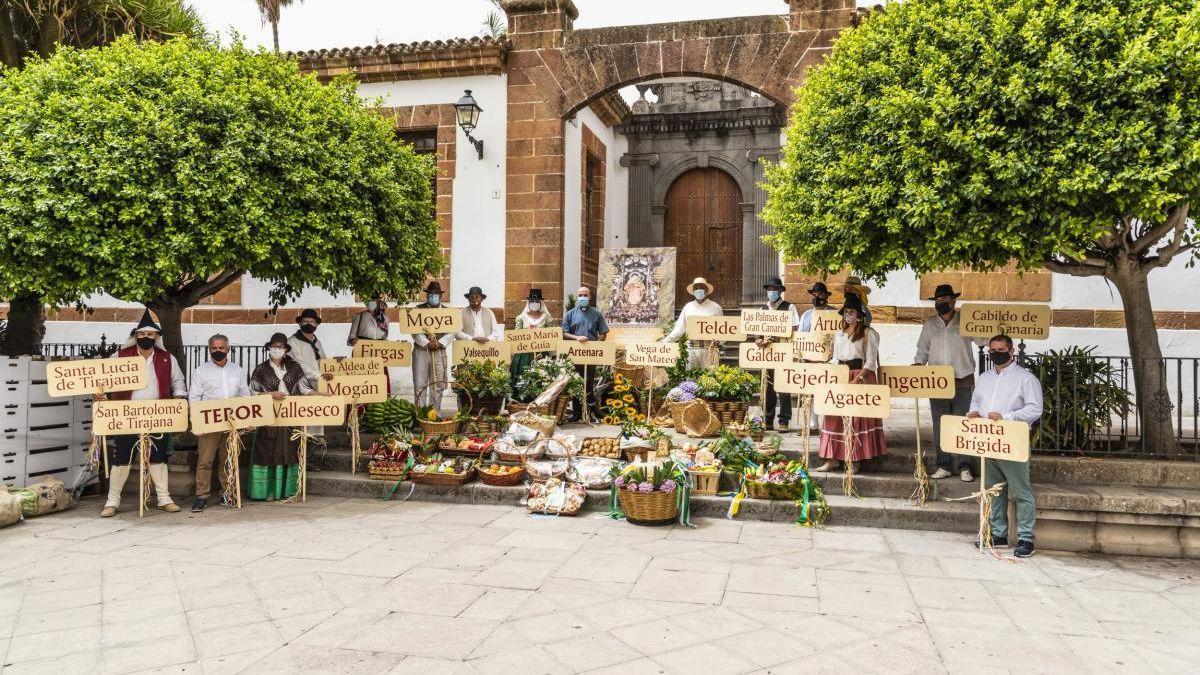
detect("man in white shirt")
[188,334,251,513]
[914,284,982,482]
[969,334,1043,558]
[662,277,724,369]
[755,276,801,430]
[456,286,504,343]
[797,282,833,431]
[287,309,326,391]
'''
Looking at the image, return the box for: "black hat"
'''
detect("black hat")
[527,288,543,301]
[133,309,162,334]
[928,284,962,301]
[265,332,292,351]
[763,277,786,291]
[839,293,865,316]
[295,308,322,325]
[423,281,444,294]
[808,282,830,295]
[465,286,486,300]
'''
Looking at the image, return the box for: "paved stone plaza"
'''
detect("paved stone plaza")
[1,497,1199,674]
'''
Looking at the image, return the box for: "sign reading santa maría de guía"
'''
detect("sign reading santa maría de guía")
[792,331,832,362]
[940,415,1030,462]
[740,309,793,338]
[318,357,387,403]
[624,342,679,367]
[399,308,462,334]
[271,396,347,427]
[879,365,956,399]
[814,383,892,419]
[190,394,275,435]
[685,315,746,342]
[506,327,562,354]
[46,357,148,397]
[92,399,189,435]
[810,310,843,335]
[957,303,1051,341]
[351,340,412,367]
[556,340,617,366]
[452,340,511,365]
[772,363,850,395]
[738,342,795,370]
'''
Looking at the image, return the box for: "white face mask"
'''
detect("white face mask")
[427,294,441,307]
[268,347,286,360]
[693,289,707,301]
[529,302,541,312]
[366,300,378,312]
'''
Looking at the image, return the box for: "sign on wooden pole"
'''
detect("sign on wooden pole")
[318,358,388,403]
[92,399,188,435]
[813,383,892,419]
[792,331,832,362]
[351,340,412,367]
[506,327,562,354]
[740,309,793,338]
[399,308,462,335]
[685,315,746,342]
[452,340,512,365]
[46,357,147,398]
[939,415,1030,462]
[957,303,1051,341]
[738,342,796,370]
[772,363,851,395]
[271,396,348,427]
[190,394,275,435]
[624,342,679,367]
[556,340,617,366]
[879,365,957,399]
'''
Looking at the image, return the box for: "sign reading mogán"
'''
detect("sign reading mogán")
[318,358,388,403]
[46,357,147,398]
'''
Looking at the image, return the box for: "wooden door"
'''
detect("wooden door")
[663,168,743,309]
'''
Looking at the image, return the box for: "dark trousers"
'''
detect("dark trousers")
[111,433,171,465]
[570,365,599,420]
[931,386,977,472]
[764,371,792,425]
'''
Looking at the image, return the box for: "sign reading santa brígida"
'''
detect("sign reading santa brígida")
[940,415,1030,462]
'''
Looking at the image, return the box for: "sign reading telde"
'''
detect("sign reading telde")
[685,315,746,342]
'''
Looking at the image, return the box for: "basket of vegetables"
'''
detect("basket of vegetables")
[479,462,526,487]
[408,454,477,487]
[416,382,468,437]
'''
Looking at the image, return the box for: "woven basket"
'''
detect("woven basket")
[479,466,526,486]
[464,416,504,436]
[508,394,570,425]
[676,400,721,438]
[368,464,408,481]
[417,381,468,437]
[409,467,477,487]
[494,439,543,464]
[620,438,671,462]
[619,489,679,525]
[745,480,796,500]
[709,400,751,427]
[458,391,505,416]
[750,430,765,442]
[508,409,557,437]
[689,470,720,495]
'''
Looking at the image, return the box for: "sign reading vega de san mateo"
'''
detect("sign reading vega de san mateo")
[506,327,561,354]
[738,342,795,370]
[318,358,387,403]
[814,383,892,418]
[879,365,956,399]
[46,357,147,397]
[940,415,1030,462]
[740,309,793,338]
[271,396,347,427]
[557,340,617,366]
[92,399,189,435]
[452,340,511,365]
[772,363,850,395]
[400,308,462,335]
[351,340,412,367]
[957,303,1051,341]
[624,342,679,367]
[685,315,746,342]
[190,394,275,435]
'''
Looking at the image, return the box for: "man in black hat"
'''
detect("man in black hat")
[756,277,801,431]
[796,281,835,432]
[287,308,326,392]
[456,286,503,343]
[412,282,454,412]
[914,283,981,482]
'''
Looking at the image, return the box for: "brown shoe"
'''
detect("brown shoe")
[158,502,181,513]
[100,506,117,518]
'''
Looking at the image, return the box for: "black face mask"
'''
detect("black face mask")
[300,324,317,334]
[136,337,156,350]
[989,351,1011,366]
[934,301,953,315]
[812,297,827,308]
[210,351,227,362]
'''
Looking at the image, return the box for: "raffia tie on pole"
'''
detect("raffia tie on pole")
[221,422,244,509]
[799,395,813,470]
[349,399,363,473]
[946,480,1007,559]
[137,432,154,518]
[909,399,931,507]
[286,428,314,504]
[841,415,859,498]
[86,434,107,479]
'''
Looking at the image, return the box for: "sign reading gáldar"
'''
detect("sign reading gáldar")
[452,340,511,365]
[46,357,147,398]
[685,315,746,342]
[556,340,617,366]
[190,394,275,435]
[351,340,412,367]
[740,309,793,338]
[624,342,679,367]
[957,303,1051,341]
[814,383,892,418]
[772,363,850,395]
[738,342,795,370]
[318,357,387,403]
[400,308,462,335]
[506,327,562,354]
[879,365,956,399]
[92,399,189,435]
[940,415,1030,462]
[271,396,347,427]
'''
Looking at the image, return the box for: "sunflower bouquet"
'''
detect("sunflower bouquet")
[602,372,645,425]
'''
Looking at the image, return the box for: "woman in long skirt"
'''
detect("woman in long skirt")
[249,332,316,500]
[817,294,887,473]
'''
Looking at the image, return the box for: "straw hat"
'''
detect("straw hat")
[686,277,714,294]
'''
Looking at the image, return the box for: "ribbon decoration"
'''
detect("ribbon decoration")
[382,452,417,502]
[841,415,859,498]
[946,480,1008,559]
[799,395,813,470]
[85,434,107,479]
[221,422,244,509]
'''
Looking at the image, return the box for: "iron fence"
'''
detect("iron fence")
[42,337,267,385]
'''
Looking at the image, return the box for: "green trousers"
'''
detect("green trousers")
[985,458,1036,542]
[249,464,299,501]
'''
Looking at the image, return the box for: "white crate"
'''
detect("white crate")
[72,396,93,422]
[24,446,73,475]
[26,464,81,489]
[72,421,93,444]
[27,360,48,380]
[1,402,23,426]
[0,382,28,407]
[26,402,73,428]
[1,448,23,487]
[1,357,32,383]
[25,381,56,405]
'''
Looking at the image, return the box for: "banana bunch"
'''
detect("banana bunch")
[363,397,418,433]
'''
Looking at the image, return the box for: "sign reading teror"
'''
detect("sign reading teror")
[506,327,562,354]
[738,342,795,370]
[93,399,189,435]
[318,358,387,403]
[685,315,746,342]
[772,363,850,395]
[814,383,892,418]
[624,342,679,367]
[46,357,147,398]
[190,394,275,435]
[940,415,1030,462]
[400,308,462,335]
[556,340,617,366]
[879,365,956,399]
[452,340,512,365]
[351,340,412,367]
[957,303,1051,341]
[740,309,793,338]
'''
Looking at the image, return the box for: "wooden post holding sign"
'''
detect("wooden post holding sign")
[557,341,617,424]
[271,396,347,502]
[880,365,957,506]
[46,357,147,398]
[814,383,892,497]
[506,327,562,354]
[351,340,412,367]
[740,309,794,338]
[625,343,680,416]
[318,357,388,404]
[451,340,512,365]
[940,414,1031,552]
[399,308,462,335]
[957,303,1051,341]
[190,394,276,509]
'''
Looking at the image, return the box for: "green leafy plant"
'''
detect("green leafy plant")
[1030,347,1133,452]
[665,334,702,388]
[513,354,583,402]
[451,360,511,399]
[695,365,758,402]
[711,430,755,474]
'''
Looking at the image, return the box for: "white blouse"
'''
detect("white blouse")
[832,327,880,372]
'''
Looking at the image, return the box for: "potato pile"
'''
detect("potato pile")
[580,436,620,459]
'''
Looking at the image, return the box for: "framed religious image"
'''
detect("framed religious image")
[597,247,676,345]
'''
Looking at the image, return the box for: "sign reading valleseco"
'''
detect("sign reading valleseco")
[506,327,562,354]
[351,340,412,367]
[772,363,850,395]
[624,342,679,367]
[318,358,387,403]
[940,415,1030,462]
[271,396,347,427]
[879,365,956,399]
[740,309,793,338]
[452,340,512,365]
[557,340,617,366]
[399,308,462,335]
[738,342,796,370]
[810,310,843,335]
[190,394,275,435]
[792,331,832,362]
[92,399,188,435]
[46,357,147,398]
[685,315,746,342]
[814,383,892,418]
[957,303,1051,341]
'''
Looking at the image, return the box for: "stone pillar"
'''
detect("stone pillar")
[784,0,856,30]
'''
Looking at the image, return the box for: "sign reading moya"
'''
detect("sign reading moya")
[957,303,1051,341]
[271,396,347,427]
[46,357,147,397]
[506,327,561,354]
[400,308,462,335]
[93,399,189,435]
[351,340,412,367]
[940,415,1030,462]
[740,309,793,337]
[738,342,795,370]
[190,394,275,435]
[318,358,387,403]
[624,342,679,367]
[685,315,746,342]
[452,340,511,365]
[879,365,956,399]
[772,363,850,395]
[814,383,892,419]
[556,340,617,366]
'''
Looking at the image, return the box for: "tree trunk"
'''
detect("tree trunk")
[271,20,279,52]
[148,302,187,372]
[1108,266,1181,456]
[3,292,46,356]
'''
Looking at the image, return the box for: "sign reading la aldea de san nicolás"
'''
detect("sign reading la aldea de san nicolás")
[46,357,147,397]
[318,357,387,403]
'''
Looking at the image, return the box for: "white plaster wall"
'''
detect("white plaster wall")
[606,132,631,249]
[563,118,583,299]
[1052,263,1200,311]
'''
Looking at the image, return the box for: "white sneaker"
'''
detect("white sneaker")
[815,461,839,472]
[960,469,975,482]
[930,468,952,480]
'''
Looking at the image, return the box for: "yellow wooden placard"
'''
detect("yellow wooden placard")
[46,357,147,398]
[740,308,793,338]
[452,340,512,365]
[738,342,796,370]
[792,331,833,362]
[190,394,275,435]
[557,340,617,366]
[318,357,388,403]
[810,310,843,335]
[506,327,562,354]
[399,308,462,334]
[879,365,957,399]
[814,383,892,419]
[685,315,746,341]
[92,399,188,435]
[624,342,679,367]
[957,303,1051,341]
[940,415,1030,462]
[772,363,851,395]
[351,340,412,367]
[271,396,347,427]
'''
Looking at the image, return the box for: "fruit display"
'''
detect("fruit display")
[481,463,523,477]
[580,435,620,459]
[366,433,415,480]
[438,435,495,454]
[411,455,476,475]
[363,397,418,433]
[526,477,586,515]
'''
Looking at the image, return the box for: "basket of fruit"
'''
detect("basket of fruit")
[408,455,477,486]
[366,433,415,481]
[417,382,468,437]
[479,462,526,487]
[438,434,496,456]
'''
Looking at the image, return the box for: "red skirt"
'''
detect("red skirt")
[818,369,888,461]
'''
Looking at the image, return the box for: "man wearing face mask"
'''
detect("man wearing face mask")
[914,284,982,482]
[968,334,1043,558]
[561,285,609,422]
[662,277,725,369]
[287,309,326,391]
[455,286,503,344]
[755,277,801,431]
[187,334,251,512]
[98,310,187,517]
[412,281,454,412]
[349,294,389,346]
[796,282,835,432]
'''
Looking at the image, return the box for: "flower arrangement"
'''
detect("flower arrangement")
[451,360,511,399]
[711,429,756,474]
[513,354,584,403]
[602,372,644,425]
[747,416,765,434]
[666,379,699,402]
[611,458,684,494]
[695,365,758,402]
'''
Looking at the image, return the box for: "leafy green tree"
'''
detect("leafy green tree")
[0,37,441,363]
[763,0,1199,453]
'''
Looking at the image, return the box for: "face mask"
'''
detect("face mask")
[269,347,286,360]
[935,301,953,315]
[529,302,541,312]
[300,324,317,334]
[210,350,227,362]
[766,290,781,303]
[428,294,441,307]
[989,351,1011,366]
[844,314,859,325]
[366,300,378,312]
[136,337,156,350]
[576,297,589,309]
[813,297,827,308]
[693,290,706,301]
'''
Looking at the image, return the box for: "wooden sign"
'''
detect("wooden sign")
[809,310,843,335]
[400,307,461,334]
[190,394,275,435]
[814,383,892,419]
[506,327,562,354]
[46,357,147,398]
[452,340,511,365]
[557,340,617,366]
[740,309,793,338]
[271,396,347,427]
[318,357,388,403]
[880,365,956,399]
[940,415,1030,462]
[685,315,746,342]
[93,399,188,435]
[792,331,832,362]
[773,363,851,395]
[624,342,679,367]
[957,303,1051,341]
[738,342,796,370]
[351,340,412,367]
